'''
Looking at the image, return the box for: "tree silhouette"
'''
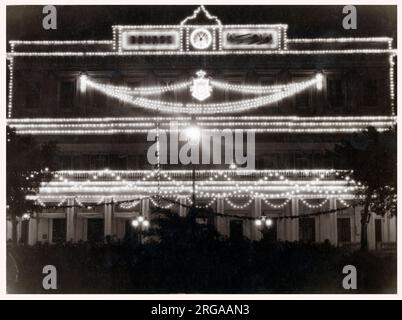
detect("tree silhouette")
[332,127,396,250]
[7,127,57,246]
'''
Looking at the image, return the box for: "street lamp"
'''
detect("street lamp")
[131,216,150,243]
[255,217,274,228]
[185,124,201,208]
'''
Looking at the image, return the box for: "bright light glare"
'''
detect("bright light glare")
[185,126,201,144]
[255,219,262,227]
[142,220,150,228]
[265,218,273,227]
[131,220,139,228]
[80,74,88,93]
[316,73,324,91]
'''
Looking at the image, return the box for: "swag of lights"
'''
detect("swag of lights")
[81,72,323,114]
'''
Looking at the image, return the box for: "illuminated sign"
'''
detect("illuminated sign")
[122,30,180,51]
[222,29,279,50]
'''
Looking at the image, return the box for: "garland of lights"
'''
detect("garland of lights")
[300,198,329,209]
[85,75,321,114]
[262,198,291,209]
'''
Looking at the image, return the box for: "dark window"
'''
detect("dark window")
[59,81,76,109]
[295,90,310,111]
[20,220,29,244]
[25,82,41,109]
[124,220,137,242]
[375,219,383,243]
[90,155,107,170]
[87,219,104,243]
[337,218,351,243]
[295,152,311,169]
[230,220,243,241]
[52,219,66,243]
[363,79,379,107]
[60,155,72,170]
[327,79,345,108]
[299,218,316,243]
[262,219,277,242]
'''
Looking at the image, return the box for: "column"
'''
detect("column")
[28,218,38,246]
[216,198,228,237]
[251,197,262,241]
[141,198,150,220]
[288,197,299,241]
[322,198,337,246]
[389,215,397,243]
[66,198,76,242]
[104,197,113,238]
[353,205,363,244]
[179,197,187,217]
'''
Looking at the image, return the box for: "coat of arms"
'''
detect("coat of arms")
[190,70,212,101]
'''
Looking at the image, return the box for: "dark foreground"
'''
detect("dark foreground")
[7,239,396,294]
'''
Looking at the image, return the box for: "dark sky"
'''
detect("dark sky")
[7,5,397,42]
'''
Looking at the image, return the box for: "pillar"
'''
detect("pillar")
[251,197,262,241]
[288,197,299,241]
[104,197,113,238]
[28,218,38,246]
[66,198,76,242]
[179,197,187,217]
[216,198,228,237]
[141,198,150,220]
[321,197,337,246]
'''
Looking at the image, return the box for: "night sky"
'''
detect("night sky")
[7,5,397,43]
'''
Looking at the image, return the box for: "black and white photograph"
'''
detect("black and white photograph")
[4,3,398,298]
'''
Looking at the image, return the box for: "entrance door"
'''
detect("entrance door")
[299,218,316,243]
[87,218,104,243]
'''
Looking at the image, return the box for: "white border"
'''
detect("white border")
[1,0,400,301]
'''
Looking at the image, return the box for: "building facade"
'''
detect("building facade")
[7,6,397,249]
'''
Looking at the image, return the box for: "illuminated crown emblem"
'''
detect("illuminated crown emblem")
[190,70,212,101]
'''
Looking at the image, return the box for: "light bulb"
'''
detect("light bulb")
[255,219,262,227]
[265,219,273,227]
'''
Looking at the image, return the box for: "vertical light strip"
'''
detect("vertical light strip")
[7,58,14,118]
[283,26,288,50]
[389,54,396,116]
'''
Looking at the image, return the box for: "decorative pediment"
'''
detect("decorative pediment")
[180,5,222,26]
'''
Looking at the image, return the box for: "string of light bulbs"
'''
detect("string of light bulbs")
[85,75,321,114]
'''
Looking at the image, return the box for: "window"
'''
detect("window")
[363,79,379,107]
[295,152,311,169]
[337,218,351,243]
[87,219,104,243]
[59,80,76,109]
[375,219,383,243]
[230,220,243,241]
[295,89,311,111]
[90,155,107,170]
[327,79,345,108]
[25,82,41,109]
[52,219,66,243]
[299,218,316,243]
